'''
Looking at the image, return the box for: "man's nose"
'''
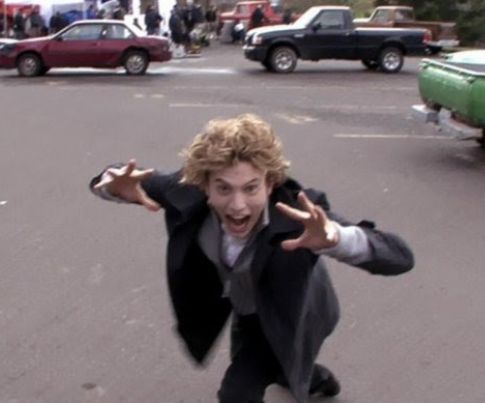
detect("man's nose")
[229,192,246,211]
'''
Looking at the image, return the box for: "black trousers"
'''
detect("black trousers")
[217,314,332,403]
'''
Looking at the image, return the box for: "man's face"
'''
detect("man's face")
[205,161,273,239]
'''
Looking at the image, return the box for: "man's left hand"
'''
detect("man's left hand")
[276,191,339,251]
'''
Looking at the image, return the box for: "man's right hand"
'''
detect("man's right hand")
[94,159,161,212]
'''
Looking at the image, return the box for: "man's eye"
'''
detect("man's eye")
[217,186,231,194]
[245,185,258,194]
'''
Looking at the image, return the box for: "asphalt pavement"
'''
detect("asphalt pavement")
[1,42,484,403]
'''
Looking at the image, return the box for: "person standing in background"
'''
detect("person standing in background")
[13,9,26,39]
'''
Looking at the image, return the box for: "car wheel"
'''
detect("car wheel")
[269,46,297,74]
[17,53,43,77]
[378,47,403,73]
[361,59,378,70]
[124,50,149,75]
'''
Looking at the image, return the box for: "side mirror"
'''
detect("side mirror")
[312,22,321,32]
[56,35,64,42]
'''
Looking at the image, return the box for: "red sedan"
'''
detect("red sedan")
[0,20,171,76]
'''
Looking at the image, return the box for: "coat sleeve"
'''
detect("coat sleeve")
[89,164,181,210]
[306,187,415,276]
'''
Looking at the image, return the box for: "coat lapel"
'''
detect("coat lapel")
[252,184,304,283]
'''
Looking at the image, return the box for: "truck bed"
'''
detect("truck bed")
[418,57,485,127]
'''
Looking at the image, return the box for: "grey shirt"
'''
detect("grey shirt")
[197,209,269,315]
[197,207,372,315]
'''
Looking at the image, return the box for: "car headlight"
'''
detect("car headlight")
[252,35,263,45]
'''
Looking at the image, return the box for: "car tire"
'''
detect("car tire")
[378,46,404,73]
[269,46,297,74]
[124,50,149,75]
[17,53,43,77]
[361,59,378,70]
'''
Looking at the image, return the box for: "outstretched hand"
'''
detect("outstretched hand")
[276,191,339,251]
[94,159,160,212]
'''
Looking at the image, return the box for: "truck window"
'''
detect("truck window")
[395,9,413,21]
[373,10,391,23]
[314,10,345,30]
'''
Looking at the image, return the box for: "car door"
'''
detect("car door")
[304,10,357,60]
[95,24,136,67]
[43,24,104,67]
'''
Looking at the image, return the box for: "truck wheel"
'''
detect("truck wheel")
[269,46,297,74]
[124,50,148,75]
[378,47,403,73]
[362,59,378,70]
[17,53,43,77]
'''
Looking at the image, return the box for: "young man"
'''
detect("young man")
[90,114,414,403]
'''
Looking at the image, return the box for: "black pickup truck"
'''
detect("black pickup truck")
[243,6,430,73]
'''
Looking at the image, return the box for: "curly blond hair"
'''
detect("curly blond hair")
[181,114,290,188]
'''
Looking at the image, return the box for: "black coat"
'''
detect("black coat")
[92,169,414,402]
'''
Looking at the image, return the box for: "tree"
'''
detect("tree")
[374,0,485,45]
[373,0,460,21]
[457,0,485,45]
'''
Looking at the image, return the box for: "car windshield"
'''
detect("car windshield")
[292,7,321,29]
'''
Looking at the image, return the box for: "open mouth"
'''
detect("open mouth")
[225,215,251,236]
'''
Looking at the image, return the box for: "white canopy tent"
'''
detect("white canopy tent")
[40,0,87,24]
[2,0,177,36]
[2,0,86,35]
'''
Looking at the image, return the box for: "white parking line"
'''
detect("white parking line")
[318,105,401,111]
[334,134,450,140]
[275,113,318,124]
[169,103,244,108]
[150,66,236,75]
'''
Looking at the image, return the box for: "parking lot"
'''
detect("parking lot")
[1,43,485,403]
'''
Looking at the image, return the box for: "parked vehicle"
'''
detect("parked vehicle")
[412,50,485,148]
[354,6,459,52]
[243,6,430,74]
[0,19,171,77]
[220,0,293,29]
